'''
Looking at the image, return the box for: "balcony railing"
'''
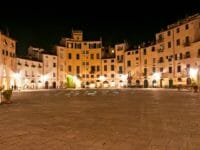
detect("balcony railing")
[157,38,164,43]
[183,42,190,47]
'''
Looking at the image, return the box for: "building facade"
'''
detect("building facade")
[56,30,102,88]
[123,13,200,88]
[16,57,43,89]
[0,32,16,89]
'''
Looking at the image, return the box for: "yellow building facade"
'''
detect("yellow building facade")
[56,30,102,88]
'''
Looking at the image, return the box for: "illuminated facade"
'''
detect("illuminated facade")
[124,13,200,88]
[0,32,16,89]
[56,30,102,88]
[16,47,57,89]
[2,14,200,89]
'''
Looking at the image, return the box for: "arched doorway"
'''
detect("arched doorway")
[144,79,148,88]
[45,81,49,89]
[52,82,56,88]
[152,80,156,88]
[169,79,173,88]
[160,79,163,88]
[136,80,140,86]
[186,78,191,85]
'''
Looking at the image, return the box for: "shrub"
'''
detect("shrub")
[2,89,13,101]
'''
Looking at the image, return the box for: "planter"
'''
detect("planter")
[193,86,198,92]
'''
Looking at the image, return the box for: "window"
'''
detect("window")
[76,66,80,74]
[111,65,114,71]
[68,65,72,72]
[185,24,189,30]
[75,43,82,49]
[176,28,180,33]
[177,66,181,72]
[91,75,94,78]
[185,36,190,43]
[152,67,156,73]
[91,66,95,73]
[185,51,190,58]
[53,63,56,67]
[111,59,114,63]
[6,51,8,56]
[104,65,107,71]
[127,52,130,55]
[143,49,146,55]
[135,51,138,54]
[159,57,164,63]
[179,53,183,60]
[144,68,147,76]
[3,39,7,45]
[75,54,79,60]
[90,54,94,59]
[136,57,139,60]
[2,49,5,55]
[96,53,100,59]
[97,66,100,71]
[169,67,172,73]
[159,45,164,52]
[68,53,72,59]
[104,60,107,63]
[176,39,180,46]
[127,60,131,67]
[111,74,115,78]
[160,68,163,72]
[158,34,163,41]
[152,47,155,52]
[167,31,171,36]
[168,42,171,48]
[119,66,123,74]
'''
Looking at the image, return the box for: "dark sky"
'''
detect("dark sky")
[0,1,199,56]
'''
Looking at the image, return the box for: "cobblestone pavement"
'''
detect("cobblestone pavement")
[0,89,200,149]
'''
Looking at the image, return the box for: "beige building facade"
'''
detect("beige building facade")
[124,13,200,88]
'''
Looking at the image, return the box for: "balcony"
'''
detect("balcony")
[157,38,164,43]
[184,55,191,59]
[117,60,123,63]
[183,42,190,47]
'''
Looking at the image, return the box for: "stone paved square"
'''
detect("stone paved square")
[0,89,200,149]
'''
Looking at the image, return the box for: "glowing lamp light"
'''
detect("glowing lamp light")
[120,74,128,81]
[99,75,106,81]
[73,76,81,88]
[189,68,198,78]
[152,72,161,80]
[13,73,21,80]
[40,75,49,82]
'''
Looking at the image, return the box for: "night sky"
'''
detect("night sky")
[0,1,199,56]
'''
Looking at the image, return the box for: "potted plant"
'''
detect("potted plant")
[2,89,13,104]
[192,82,198,93]
[0,86,4,104]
